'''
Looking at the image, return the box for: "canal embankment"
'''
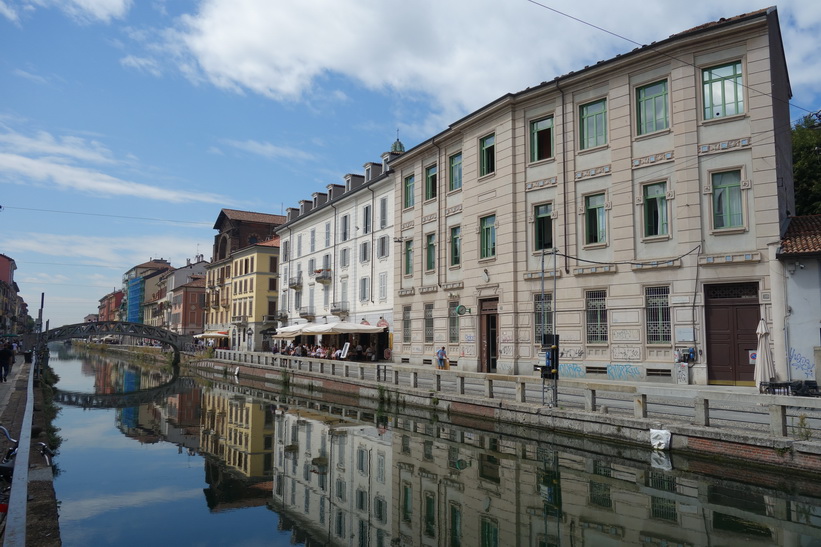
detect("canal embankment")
[198,350,821,477]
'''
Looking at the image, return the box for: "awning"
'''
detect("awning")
[272,323,308,339]
[194,331,229,339]
[303,322,385,335]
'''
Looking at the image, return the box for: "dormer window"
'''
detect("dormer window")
[365,166,371,181]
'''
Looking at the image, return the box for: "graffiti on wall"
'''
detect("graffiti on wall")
[608,364,643,381]
[559,363,584,378]
[789,347,815,379]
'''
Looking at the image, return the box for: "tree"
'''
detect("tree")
[793,113,821,216]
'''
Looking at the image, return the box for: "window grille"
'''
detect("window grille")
[645,286,671,344]
[586,290,608,343]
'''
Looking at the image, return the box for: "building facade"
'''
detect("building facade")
[275,147,401,350]
[121,259,172,324]
[390,8,793,385]
[226,239,280,351]
[97,290,123,323]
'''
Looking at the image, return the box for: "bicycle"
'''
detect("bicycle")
[0,425,54,513]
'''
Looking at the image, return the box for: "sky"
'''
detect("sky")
[1,0,819,329]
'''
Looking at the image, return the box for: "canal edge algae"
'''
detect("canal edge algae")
[191,356,821,478]
[0,354,61,546]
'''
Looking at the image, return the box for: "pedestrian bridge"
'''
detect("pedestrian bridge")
[53,376,198,409]
[40,321,193,365]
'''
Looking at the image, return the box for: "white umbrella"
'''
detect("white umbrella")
[754,318,776,392]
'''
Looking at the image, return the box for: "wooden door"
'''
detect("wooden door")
[704,283,759,385]
[479,298,498,373]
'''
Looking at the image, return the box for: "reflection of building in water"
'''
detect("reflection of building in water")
[390,415,811,546]
[199,386,276,479]
[271,408,393,546]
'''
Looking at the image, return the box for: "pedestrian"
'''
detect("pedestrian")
[0,343,13,383]
[436,346,447,370]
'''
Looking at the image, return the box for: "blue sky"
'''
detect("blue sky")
[1,0,819,328]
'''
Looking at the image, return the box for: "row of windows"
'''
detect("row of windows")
[402,286,671,346]
[290,273,390,309]
[402,167,741,276]
[402,61,744,209]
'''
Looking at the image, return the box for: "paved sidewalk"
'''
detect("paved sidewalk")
[0,354,24,426]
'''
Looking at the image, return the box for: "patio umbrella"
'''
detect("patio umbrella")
[754,318,776,392]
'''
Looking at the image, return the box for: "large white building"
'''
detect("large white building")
[389,7,793,386]
[275,145,403,354]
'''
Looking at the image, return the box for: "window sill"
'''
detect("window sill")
[478,172,496,182]
[582,242,608,251]
[478,257,497,264]
[449,264,462,270]
[528,157,556,167]
[710,226,747,236]
[640,234,671,243]
[634,127,671,142]
[577,144,609,155]
[447,187,463,195]
[701,112,747,126]
[423,197,437,204]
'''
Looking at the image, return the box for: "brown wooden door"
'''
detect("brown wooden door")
[479,298,498,373]
[704,283,759,385]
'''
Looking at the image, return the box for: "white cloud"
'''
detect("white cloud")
[152,0,820,129]
[12,68,47,84]
[221,138,316,161]
[120,54,162,77]
[0,127,229,203]
[59,486,202,522]
[0,1,19,23]
[30,0,132,23]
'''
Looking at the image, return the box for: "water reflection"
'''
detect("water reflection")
[53,349,821,546]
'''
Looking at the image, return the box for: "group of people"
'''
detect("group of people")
[274,340,378,362]
[0,341,20,383]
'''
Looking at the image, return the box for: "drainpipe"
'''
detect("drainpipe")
[559,83,570,274]
[431,136,443,290]
[368,184,376,304]
[330,203,338,316]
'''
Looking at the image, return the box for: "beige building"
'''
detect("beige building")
[390,8,793,385]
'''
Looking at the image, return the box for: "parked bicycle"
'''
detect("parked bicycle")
[0,425,54,513]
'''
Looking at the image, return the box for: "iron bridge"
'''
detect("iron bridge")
[53,376,198,409]
[41,321,194,365]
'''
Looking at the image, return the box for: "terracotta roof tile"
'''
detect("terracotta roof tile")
[220,209,286,224]
[780,215,821,256]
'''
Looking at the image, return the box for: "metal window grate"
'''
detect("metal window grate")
[586,290,608,343]
[534,293,554,343]
[424,304,434,343]
[645,286,671,344]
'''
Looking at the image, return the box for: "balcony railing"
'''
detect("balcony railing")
[262,315,277,323]
[288,276,303,289]
[330,301,349,317]
[276,310,288,322]
[315,269,332,284]
[231,315,248,325]
[299,306,316,320]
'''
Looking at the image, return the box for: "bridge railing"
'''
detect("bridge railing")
[209,349,821,440]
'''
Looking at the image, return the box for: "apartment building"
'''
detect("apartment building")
[275,145,402,349]
[390,8,793,386]
[204,209,285,349]
[226,239,280,351]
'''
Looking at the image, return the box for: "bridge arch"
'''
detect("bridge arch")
[41,322,193,365]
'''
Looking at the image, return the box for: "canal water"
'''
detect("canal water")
[50,346,821,546]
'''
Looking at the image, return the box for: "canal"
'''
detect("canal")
[50,346,821,546]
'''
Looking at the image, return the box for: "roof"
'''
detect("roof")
[778,216,821,257]
[213,208,286,229]
[175,277,206,290]
[257,236,280,248]
[134,259,172,270]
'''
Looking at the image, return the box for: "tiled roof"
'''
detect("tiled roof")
[220,209,286,224]
[258,236,280,247]
[675,7,770,36]
[779,215,821,257]
[135,260,172,270]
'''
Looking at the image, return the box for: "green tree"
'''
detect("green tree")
[793,113,821,216]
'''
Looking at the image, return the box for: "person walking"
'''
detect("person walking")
[436,346,447,370]
[0,343,13,383]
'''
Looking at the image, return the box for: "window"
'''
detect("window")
[480,517,499,547]
[425,233,435,271]
[323,254,331,269]
[712,170,743,229]
[269,278,277,291]
[357,448,368,473]
[297,234,303,257]
[404,240,414,275]
[282,240,290,261]
[534,203,553,250]
[379,272,387,300]
[450,504,462,547]
[360,241,370,263]
[645,286,671,344]
[377,235,390,258]
[703,61,743,119]
[637,80,669,135]
[310,229,316,252]
[404,174,415,208]
[448,301,459,344]
[379,197,388,229]
[580,99,607,149]
[340,247,350,268]
[530,117,553,161]
[449,152,462,191]
[308,258,316,275]
[425,164,437,200]
[374,497,387,523]
[402,483,413,522]
[643,182,668,237]
[424,492,436,537]
[534,293,553,345]
[450,226,461,266]
[325,222,331,247]
[359,277,370,302]
[424,303,434,343]
[341,215,350,241]
[376,452,385,483]
[480,215,496,259]
[585,194,606,245]
[336,478,346,501]
[586,290,608,343]
[363,205,372,234]
[479,134,495,176]
[403,306,412,343]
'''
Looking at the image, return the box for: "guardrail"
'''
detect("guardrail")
[211,349,821,439]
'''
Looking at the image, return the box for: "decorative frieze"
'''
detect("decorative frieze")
[422,213,437,224]
[523,270,561,281]
[401,221,414,230]
[525,177,558,191]
[442,281,464,290]
[573,265,617,276]
[419,285,439,294]
[398,288,416,296]
[575,165,611,181]
[445,205,462,216]
[632,151,674,169]
[699,252,761,265]
[698,137,751,155]
[631,259,681,271]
